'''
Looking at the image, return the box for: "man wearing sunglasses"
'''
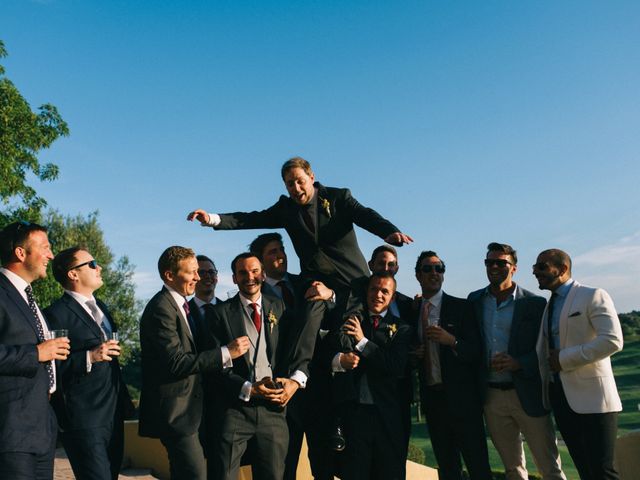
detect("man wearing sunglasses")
[411,250,491,480]
[45,247,133,480]
[0,221,70,479]
[468,243,565,480]
[534,249,623,480]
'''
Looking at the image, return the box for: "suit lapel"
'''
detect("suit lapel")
[162,288,196,349]
[96,298,117,332]
[227,296,251,369]
[315,183,332,234]
[559,282,579,347]
[63,293,104,339]
[262,296,280,364]
[0,273,41,337]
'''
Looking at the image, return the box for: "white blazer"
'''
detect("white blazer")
[536,281,623,414]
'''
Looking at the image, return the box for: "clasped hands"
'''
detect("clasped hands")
[251,377,300,406]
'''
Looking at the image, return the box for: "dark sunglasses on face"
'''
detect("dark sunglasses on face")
[198,269,218,277]
[484,259,512,268]
[69,260,98,271]
[420,264,445,274]
[532,262,550,271]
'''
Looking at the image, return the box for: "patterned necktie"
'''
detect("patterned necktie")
[421,301,433,377]
[277,280,295,308]
[371,314,382,331]
[86,299,110,339]
[250,303,261,332]
[25,285,55,390]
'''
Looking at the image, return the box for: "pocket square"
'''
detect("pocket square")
[568,311,581,317]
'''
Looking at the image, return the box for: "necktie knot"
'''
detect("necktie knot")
[250,302,261,332]
[371,314,382,330]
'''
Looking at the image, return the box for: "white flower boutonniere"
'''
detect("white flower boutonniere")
[388,323,398,339]
[320,197,331,219]
[267,311,278,333]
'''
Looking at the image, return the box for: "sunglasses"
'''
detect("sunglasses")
[69,259,98,271]
[198,269,218,277]
[532,262,550,271]
[484,259,512,268]
[420,264,445,274]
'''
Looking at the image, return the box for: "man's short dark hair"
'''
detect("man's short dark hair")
[540,248,572,273]
[369,271,397,291]
[249,233,283,261]
[231,252,262,275]
[196,254,216,269]
[487,242,518,265]
[52,246,84,287]
[415,250,440,273]
[281,156,313,179]
[369,244,398,264]
[0,221,48,265]
[158,246,195,279]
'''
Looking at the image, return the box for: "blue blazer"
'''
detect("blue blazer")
[468,285,548,417]
[0,272,57,455]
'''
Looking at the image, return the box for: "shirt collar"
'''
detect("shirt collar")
[164,283,188,308]
[265,273,288,287]
[192,296,216,308]
[483,284,517,301]
[368,309,388,318]
[0,267,30,293]
[239,292,262,309]
[423,289,443,308]
[554,278,574,298]
[65,290,94,305]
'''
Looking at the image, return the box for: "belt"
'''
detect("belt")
[488,382,515,390]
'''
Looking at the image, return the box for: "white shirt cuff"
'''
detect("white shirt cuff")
[205,213,221,227]
[289,370,307,388]
[355,338,368,351]
[239,381,252,401]
[221,346,233,368]
[332,353,346,372]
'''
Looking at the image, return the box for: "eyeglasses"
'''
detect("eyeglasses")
[69,260,98,271]
[198,269,218,277]
[484,259,512,268]
[420,264,445,274]
[532,262,550,271]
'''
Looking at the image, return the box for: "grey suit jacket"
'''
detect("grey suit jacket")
[468,285,548,417]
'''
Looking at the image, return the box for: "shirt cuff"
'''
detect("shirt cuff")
[86,350,92,373]
[289,370,307,389]
[205,213,221,227]
[355,338,368,352]
[239,381,252,401]
[221,346,233,368]
[332,353,346,372]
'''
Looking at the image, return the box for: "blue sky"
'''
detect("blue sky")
[2,1,639,311]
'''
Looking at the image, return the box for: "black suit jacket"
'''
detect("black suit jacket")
[45,294,132,431]
[216,183,400,291]
[0,272,56,455]
[188,296,223,353]
[334,312,411,450]
[209,293,296,407]
[468,285,548,416]
[138,287,223,438]
[410,293,484,415]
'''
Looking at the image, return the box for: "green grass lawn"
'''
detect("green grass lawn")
[408,336,640,479]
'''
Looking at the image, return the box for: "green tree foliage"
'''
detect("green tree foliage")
[620,311,640,338]
[32,210,142,365]
[0,40,69,222]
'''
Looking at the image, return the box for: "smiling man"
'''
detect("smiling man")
[188,157,412,297]
[468,243,565,480]
[533,249,623,480]
[332,272,411,480]
[139,246,250,480]
[411,250,491,480]
[208,252,309,480]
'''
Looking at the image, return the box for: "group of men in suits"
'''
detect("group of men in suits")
[0,155,625,480]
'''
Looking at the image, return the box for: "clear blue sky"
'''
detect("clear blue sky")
[2,1,639,311]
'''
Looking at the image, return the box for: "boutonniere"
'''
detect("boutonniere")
[267,311,278,333]
[388,323,398,339]
[320,197,331,218]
